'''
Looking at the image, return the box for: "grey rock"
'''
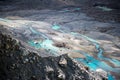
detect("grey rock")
[59,57,67,68]
[45,66,54,73]
[57,69,66,80]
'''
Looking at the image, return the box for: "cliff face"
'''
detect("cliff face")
[0,26,105,80]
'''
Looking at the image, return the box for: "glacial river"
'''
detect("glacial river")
[28,24,120,80]
[0,17,120,80]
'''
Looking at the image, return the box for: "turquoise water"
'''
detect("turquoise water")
[28,40,42,49]
[74,50,118,72]
[108,73,115,80]
[71,32,120,80]
[96,6,113,11]
[52,24,65,33]
[0,18,12,23]
[28,39,59,56]
[28,27,59,56]
[60,8,80,12]
[73,32,120,67]
[82,35,120,67]
[74,8,81,11]
[75,51,115,80]
[52,25,60,30]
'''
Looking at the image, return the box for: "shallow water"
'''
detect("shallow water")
[52,24,60,30]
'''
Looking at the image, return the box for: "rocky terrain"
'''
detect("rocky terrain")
[0,26,106,80]
[0,0,120,80]
[0,0,120,22]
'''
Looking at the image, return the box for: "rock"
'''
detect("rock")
[24,58,29,63]
[57,69,66,80]
[96,68,108,79]
[59,57,67,67]
[45,66,54,73]
[30,76,37,80]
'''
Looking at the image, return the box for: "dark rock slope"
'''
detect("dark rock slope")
[0,26,106,80]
